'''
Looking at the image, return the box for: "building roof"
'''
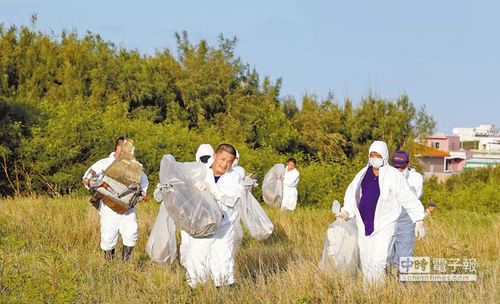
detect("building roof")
[425,134,460,140]
[413,143,450,157]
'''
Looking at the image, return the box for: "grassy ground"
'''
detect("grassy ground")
[0,196,498,303]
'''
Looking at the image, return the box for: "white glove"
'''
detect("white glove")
[415,221,426,240]
[331,200,341,214]
[153,184,164,202]
[334,210,349,220]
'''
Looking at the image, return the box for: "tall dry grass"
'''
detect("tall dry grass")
[0,196,498,303]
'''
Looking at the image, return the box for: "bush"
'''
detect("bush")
[421,166,500,213]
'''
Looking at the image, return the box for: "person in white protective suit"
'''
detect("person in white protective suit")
[180,144,216,267]
[335,141,426,284]
[179,144,214,266]
[389,150,424,267]
[82,136,149,261]
[195,143,215,167]
[184,143,244,287]
[281,158,300,211]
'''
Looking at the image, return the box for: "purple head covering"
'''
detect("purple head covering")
[392,150,409,168]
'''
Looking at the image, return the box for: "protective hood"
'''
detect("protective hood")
[368,141,389,166]
[232,149,240,168]
[195,144,214,162]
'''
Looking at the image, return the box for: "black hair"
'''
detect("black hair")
[114,136,126,151]
[215,143,237,157]
[287,157,297,165]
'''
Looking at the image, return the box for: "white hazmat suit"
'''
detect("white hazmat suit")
[281,167,299,210]
[390,168,424,266]
[341,141,425,284]
[184,166,243,287]
[82,152,149,252]
[180,144,215,267]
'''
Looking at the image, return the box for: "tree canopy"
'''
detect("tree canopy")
[0,24,435,203]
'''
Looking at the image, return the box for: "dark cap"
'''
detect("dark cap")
[392,150,409,168]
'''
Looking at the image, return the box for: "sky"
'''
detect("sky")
[1,0,499,133]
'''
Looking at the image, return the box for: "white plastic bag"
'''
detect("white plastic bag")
[237,191,274,240]
[318,218,360,276]
[262,163,285,207]
[145,201,177,264]
[157,155,222,238]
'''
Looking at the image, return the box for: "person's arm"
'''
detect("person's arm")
[82,159,106,189]
[139,171,149,200]
[398,174,425,223]
[220,174,244,208]
[341,171,362,219]
[140,172,149,193]
[411,172,424,199]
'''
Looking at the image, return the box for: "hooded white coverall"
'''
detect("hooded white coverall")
[184,167,243,287]
[342,141,425,284]
[83,152,149,251]
[281,168,300,210]
[390,168,424,266]
[181,144,215,267]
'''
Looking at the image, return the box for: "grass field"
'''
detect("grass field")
[0,196,498,303]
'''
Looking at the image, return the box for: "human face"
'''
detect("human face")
[211,150,236,176]
[287,161,296,171]
[368,151,384,169]
[114,144,123,159]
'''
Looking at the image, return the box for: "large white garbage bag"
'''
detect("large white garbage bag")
[157,155,222,238]
[145,201,177,264]
[318,218,360,276]
[237,190,274,240]
[262,163,285,207]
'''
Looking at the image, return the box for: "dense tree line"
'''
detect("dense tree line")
[0,24,435,204]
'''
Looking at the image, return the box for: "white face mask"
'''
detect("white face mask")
[369,157,384,168]
[402,168,410,178]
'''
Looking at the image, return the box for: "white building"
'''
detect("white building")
[452,124,500,152]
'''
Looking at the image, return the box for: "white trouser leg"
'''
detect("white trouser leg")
[119,208,138,247]
[184,236,213,287]
[358,226,396,285]
[210,223,236,286]
[99,203,120,251]
[180,230,190,267]
[281,187,298,210]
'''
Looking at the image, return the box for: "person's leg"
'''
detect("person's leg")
[179,230,190,267]
[210,223,236,287]
[358,227,395,285]
[119,208,139,261]
[99,203,120,260]
[184,237,213,287]
[281,188,290,210]
[288,188,298,210]
[391,211,416,267]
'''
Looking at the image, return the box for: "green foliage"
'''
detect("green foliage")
[0,24,436,198]
[421,166,500,213]
[461,140,479,150]
[297,159,356,207]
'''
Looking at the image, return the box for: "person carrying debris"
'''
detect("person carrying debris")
[82,136,149,261]
[335,141,426,284]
